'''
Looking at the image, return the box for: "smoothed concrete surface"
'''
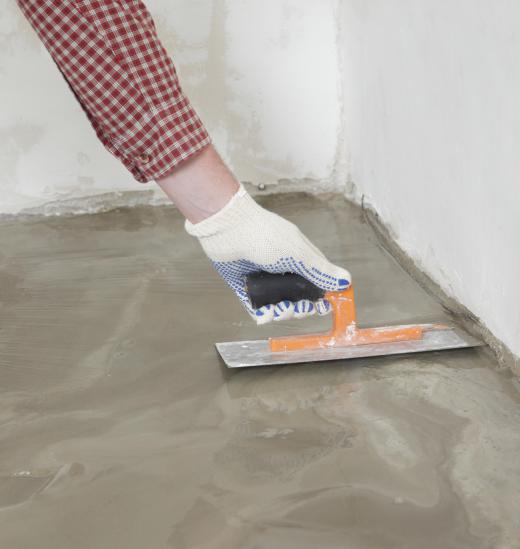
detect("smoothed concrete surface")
[0,194,519,549]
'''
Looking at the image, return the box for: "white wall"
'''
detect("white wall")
[341,0,520,357]
[0,0,341,214]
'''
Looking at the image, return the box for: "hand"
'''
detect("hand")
[185,185,352,324]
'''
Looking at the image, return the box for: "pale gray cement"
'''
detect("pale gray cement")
[0,194,519,549]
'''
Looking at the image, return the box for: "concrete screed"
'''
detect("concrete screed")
[0,193,519,549]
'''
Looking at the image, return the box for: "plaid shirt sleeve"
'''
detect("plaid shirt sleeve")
[16,0,211,183]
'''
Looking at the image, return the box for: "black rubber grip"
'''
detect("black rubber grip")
[245,271,325,309]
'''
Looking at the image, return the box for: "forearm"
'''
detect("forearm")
[155,145,239,224]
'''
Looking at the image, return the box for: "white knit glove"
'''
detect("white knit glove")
[185,185,352,324]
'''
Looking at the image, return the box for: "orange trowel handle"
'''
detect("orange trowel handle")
[245,272,424,353]
[269,285,425,353]
[325,286,358,335]
[269,286,358,352]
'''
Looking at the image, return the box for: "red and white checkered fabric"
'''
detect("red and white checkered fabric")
[17,0,211,183]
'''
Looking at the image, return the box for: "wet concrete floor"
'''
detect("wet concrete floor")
[0,193,519,549]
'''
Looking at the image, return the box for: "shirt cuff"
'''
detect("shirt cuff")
[110,93,212,183]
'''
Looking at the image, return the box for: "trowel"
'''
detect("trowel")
[216,272,483,368]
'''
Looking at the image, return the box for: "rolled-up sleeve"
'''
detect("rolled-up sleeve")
[17,0,211,182]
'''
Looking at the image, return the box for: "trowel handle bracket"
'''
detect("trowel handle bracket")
[268,284,425,353]
[325,287,358,335]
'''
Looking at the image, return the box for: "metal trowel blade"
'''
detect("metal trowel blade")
[216,325,483,368]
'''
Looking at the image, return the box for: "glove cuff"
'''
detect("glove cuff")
[185,184,258,238]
